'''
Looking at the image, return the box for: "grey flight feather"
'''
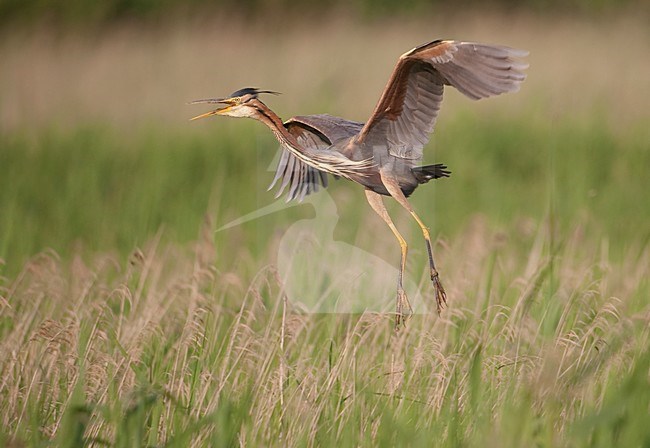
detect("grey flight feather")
[356,40,528,165]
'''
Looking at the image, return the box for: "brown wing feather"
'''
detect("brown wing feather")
[356,40,528,160]
[286,114,364,143]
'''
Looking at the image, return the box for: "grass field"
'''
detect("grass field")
[1,11,650,447]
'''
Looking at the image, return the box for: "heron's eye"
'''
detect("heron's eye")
[233,97,242,105]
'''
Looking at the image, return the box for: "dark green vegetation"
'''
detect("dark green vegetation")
[1,0,646,28]
[1,115,648,273]
[1,113,649,446]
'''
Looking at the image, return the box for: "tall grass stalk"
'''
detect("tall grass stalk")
[1,215,648,446]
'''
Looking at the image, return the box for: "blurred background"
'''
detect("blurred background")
[1,0,649,276]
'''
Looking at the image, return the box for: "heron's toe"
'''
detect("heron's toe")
[395,288,413,329]
[432,275,447,315]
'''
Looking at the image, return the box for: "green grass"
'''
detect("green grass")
[1,115,649,446]
[1,115,648,271]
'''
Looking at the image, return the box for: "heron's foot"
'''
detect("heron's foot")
[395,287,413,329]
[430,270,448,315]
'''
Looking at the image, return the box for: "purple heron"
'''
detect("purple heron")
[190,39,528,327]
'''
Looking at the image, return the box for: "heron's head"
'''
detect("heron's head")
[189,87,280,121]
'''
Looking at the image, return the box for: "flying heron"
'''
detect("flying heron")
[190,39,528,327]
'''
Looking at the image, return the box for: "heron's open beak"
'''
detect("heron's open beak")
[189,107,230,121]
[188,98,232,121]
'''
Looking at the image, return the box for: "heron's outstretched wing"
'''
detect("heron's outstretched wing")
[355,40,528,161]
[270,114,364,202]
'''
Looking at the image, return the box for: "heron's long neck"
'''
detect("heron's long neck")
[253,101,300,149]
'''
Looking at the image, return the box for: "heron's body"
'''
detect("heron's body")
[278,114,433,198]
[281,114,445,198]
[190,39,528,327]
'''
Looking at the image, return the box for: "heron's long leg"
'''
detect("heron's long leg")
[364,189,412,328]
[380,170,447,314]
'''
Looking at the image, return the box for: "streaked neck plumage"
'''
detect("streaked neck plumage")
[249,99,299,149]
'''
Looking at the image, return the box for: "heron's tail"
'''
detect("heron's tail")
[411,164,451,184]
